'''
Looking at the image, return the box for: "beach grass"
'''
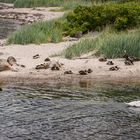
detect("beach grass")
[7,17,66,44]
[63,30,140,59]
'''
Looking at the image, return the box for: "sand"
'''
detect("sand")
[0,40,140,84]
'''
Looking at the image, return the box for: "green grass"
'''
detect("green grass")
[63,38,98,59]
[7,17,66,44]
[0,0,91,10]
[0,0,15,3]
[63,31,140,59]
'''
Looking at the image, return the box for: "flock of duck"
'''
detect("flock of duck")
[0,53,140,107]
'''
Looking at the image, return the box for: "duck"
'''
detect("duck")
[126,101,140,107]
[109,66,119,71]
[79,70,87,75]
[64,70,73,74]
[99,57,107,62]
[106,61,114,65]
[124,60,134,65]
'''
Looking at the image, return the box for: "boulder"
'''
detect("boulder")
[7,56,17,66]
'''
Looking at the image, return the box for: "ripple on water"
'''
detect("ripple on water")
[0,83,140,140]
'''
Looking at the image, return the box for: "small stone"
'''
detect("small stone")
[75,31,82,38]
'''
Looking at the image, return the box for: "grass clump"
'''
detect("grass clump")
[0,0,15,3]
[63,31,140,59]
[63,38,98,59]
[98,31,140,58]
[13,0,91,9]
[7,18,66,44]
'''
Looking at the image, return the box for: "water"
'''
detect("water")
[0,82,140,140]
[0,18,19,39]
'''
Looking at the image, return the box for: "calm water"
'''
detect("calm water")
[0,82,140,140]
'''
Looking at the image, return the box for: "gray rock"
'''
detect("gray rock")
[7,56,17,66]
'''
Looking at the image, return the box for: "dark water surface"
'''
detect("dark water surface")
[0,82,140,140]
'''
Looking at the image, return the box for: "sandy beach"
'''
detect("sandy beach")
[0,40,140,84]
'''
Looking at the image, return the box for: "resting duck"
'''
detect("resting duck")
[126,101,140,107]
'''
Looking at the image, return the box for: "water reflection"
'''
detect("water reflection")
[0,82,139,140]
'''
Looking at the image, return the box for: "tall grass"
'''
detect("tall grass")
[63,38,98,59]
[63,31,140,59]
[0,0,15,3]
[99,31,140,58]
[7,17,66,44]
[13,0,91,9]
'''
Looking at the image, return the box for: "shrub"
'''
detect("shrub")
[66,2,140,36]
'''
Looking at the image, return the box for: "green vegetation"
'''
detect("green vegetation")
[7,18,67,44]
[3,0,140,63]
[0,0,91,10]
[0,0,15,3]
[63,31,140,59]
[66,2,140,36]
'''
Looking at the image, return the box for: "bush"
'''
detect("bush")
[66,2,140,36]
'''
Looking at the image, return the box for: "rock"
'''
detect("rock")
[33,54,40,59]
[99,57,107,62]
[44,57,50,62]
[62,36,78,42]
[64,70,73,74]
[109,66,120,71]
[106,61,114,65]
[75,31,82,38]
[0,88,2,91]
[126,101,140,107]
[7,56,17,66]
[35,63,49,70]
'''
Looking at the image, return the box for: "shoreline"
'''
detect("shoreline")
[0,42,140,85]
[1,69,140,85]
